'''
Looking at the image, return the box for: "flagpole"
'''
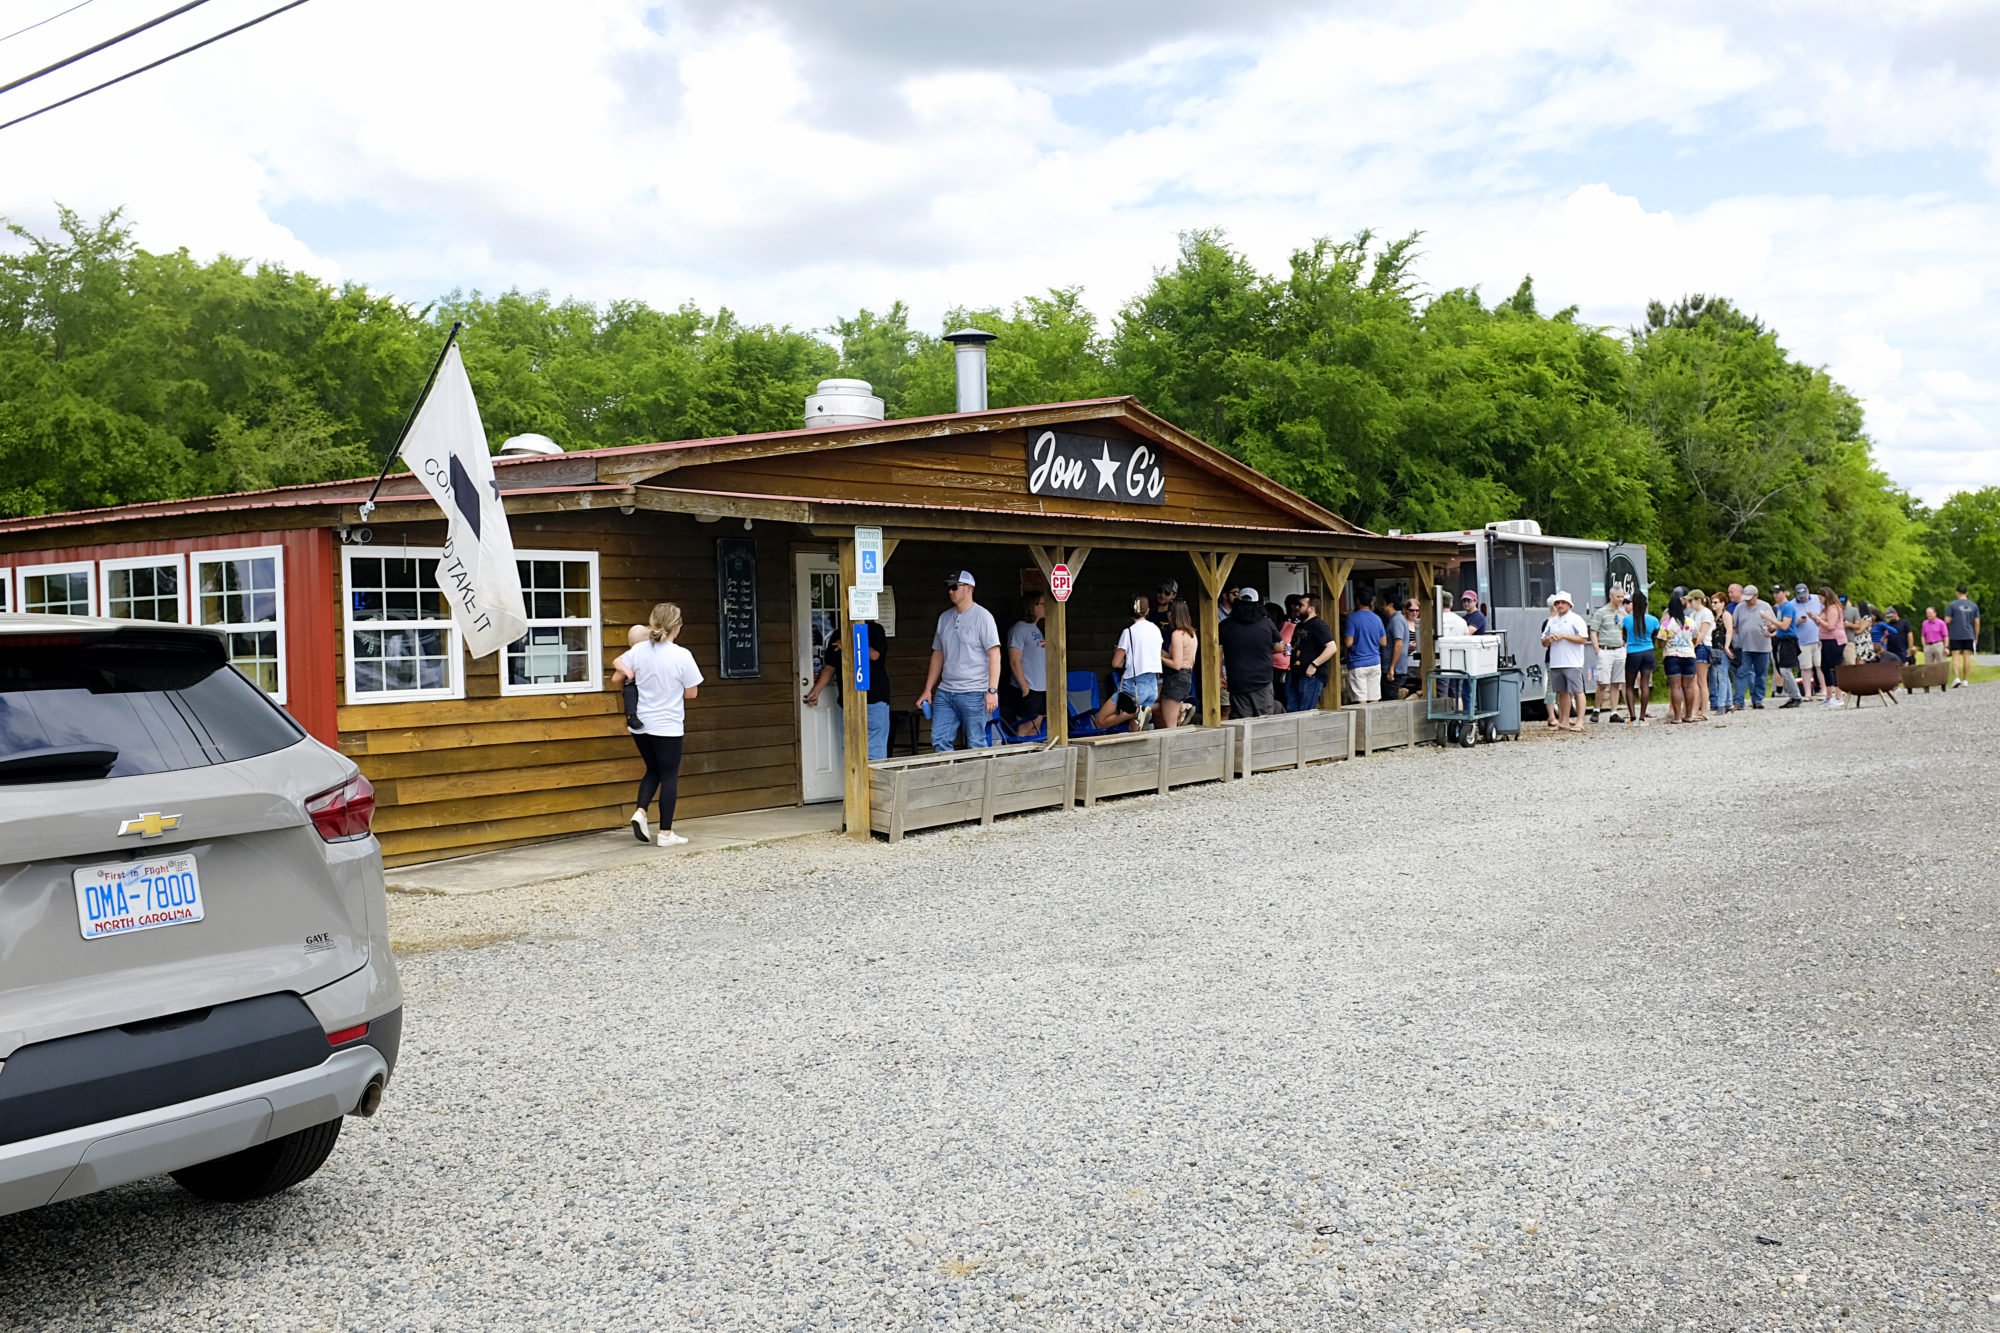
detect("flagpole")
[358,320,465,521]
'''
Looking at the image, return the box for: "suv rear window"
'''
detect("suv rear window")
[0,630,303,783]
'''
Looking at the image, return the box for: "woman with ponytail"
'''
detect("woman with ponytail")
[610,601,704,847]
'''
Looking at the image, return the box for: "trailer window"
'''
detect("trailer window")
[1492,540,1523,607]
[1523,545,1556,609]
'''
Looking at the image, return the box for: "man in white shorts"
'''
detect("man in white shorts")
[1587,586,1627,723]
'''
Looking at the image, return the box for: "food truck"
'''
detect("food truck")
[1410,521,1649,710]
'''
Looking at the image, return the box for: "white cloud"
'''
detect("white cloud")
[0,0,1994,500]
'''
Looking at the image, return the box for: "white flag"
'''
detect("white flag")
[397,344,528,658]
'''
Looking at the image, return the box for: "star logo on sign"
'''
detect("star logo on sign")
[1091,443,1119,493]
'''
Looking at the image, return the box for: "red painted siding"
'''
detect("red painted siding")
[9,529,340,748]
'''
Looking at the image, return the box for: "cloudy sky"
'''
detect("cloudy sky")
[2,0,1995,502]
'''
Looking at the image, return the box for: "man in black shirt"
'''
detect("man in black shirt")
[1285,594,1337,712]
[1218,588,1281,717]
[1460,589,1489,634]
[804,619,893,759]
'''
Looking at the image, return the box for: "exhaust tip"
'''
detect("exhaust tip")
[355,1078,385,1118]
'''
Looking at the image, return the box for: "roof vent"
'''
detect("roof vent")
[943,328,996,413]
[1488,519,1542,537]
[498,433,563,458]
[804,379,885,428]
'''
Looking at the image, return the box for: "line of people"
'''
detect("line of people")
[1543,581,1981,730]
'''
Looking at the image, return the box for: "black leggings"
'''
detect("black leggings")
[633,734,685,830]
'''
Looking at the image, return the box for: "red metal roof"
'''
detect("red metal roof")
[0,396,1372,539]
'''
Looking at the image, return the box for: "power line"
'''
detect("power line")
[0,0,314,132]
[0,0,209,97]
[0,0,94,47]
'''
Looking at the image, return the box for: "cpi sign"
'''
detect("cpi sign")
[1050,563,1073,603]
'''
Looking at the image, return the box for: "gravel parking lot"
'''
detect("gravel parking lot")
[4,692,1998,1332]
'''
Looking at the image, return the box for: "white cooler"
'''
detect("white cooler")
[1437,634,1501,675]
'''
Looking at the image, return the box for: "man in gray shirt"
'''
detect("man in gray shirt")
[1946,584,1981,688]
[1732,584,1774,709]
[919,570,1002,750]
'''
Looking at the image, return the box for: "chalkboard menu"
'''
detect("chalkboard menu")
[715,537,760,680]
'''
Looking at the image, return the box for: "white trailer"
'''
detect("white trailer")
[1409,521,1649,709]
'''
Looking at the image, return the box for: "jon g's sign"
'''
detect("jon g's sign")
[1027,429,1165,506]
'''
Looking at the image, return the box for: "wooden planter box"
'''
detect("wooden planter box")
[869,746,1078,843]
[1073,726,1235,806]
[1351,697,1431,754]
[1224,709,1355,776]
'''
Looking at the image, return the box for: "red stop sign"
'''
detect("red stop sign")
[1050,563,1073,602]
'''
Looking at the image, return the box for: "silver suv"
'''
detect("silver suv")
[1,615,401,1215]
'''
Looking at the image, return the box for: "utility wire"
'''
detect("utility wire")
[0,0,209,97]
[0,0,314,132]
[0,0,94,47]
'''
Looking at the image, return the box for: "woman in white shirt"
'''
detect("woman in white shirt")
[611,601,704,847]
[1093,595,1164,732]
[1685,588,1715,722]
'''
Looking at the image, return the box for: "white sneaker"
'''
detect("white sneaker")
[656,831,689,848]
[629,810,650,843]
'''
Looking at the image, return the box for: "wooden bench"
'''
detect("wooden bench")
[1073,727,1234,807]
[1223,710,1354,776]
[868,746,1077,842]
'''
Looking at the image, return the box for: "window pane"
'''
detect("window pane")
[24,571,90,616]
[561,590,591,619]
[507,625,589,685]
[224,630,280,696]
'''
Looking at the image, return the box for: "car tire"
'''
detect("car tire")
[171,1117,343,1203]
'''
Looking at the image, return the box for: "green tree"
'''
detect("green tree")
[1921,487,2000,647]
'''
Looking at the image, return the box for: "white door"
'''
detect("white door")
[795,552,844,803]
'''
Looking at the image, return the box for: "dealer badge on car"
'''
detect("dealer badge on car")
[117,812,181,838]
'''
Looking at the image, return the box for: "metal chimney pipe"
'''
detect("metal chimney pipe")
[942,328,997,413]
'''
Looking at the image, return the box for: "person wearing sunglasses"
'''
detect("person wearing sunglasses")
[917,570,1001,751]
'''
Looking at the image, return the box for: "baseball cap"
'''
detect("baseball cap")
[948,570,976,587]
[1461,590,1479,603]
[1794,582,1809,595]
[1237,587,1260,602]
[1744,583,1759,596]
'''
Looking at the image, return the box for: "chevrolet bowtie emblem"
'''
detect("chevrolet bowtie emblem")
[117,812,181,839]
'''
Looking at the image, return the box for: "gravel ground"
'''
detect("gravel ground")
[5,691,1999,1332]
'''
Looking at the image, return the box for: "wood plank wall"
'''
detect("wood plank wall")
[666,423,1322,530]
[333,511,802,866]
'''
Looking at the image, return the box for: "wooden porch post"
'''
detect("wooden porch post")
[837,537,871,840]
[837,535,900,840]
[1189,550,1238,727]
[1312,556,1354,710]
[1028,544,1088,747]
[1415,561,1438,698]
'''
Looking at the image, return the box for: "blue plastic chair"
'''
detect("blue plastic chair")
[1068,669,1110,738]
[986,706,1047,746]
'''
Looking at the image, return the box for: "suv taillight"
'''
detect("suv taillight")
[306,774,376,842]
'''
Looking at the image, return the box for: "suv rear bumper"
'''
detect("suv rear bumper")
[0,1044,386,1217]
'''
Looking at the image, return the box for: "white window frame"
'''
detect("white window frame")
[16,559,97,617]
[500,549,603,697]
[0,565,12,615]
[193,544,288,704]
[99,553,188,624]
[341,545,463,706]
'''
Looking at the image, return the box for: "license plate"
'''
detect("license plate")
[73,854,205,940]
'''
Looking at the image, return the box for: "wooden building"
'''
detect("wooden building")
[0,397,1459,865]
